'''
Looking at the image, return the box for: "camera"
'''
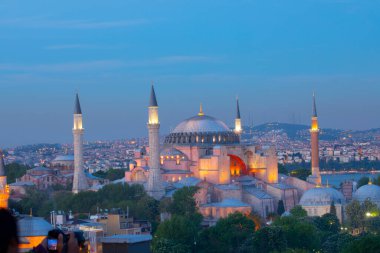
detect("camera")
[47,229,85,253]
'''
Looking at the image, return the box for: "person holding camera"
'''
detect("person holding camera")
[33,230,80,253]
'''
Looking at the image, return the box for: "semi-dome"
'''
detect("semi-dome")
[165,113,239,146]
[172,115,230,133]
[160,147,188,160]
[300,187,345,206]
[353,183,380,208]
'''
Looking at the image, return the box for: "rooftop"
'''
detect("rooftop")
[202,198,250,208]
[101,234,152,244]
[172,115,231,134]
[243,186,273,199]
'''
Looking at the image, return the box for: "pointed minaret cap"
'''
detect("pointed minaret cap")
[236,97,241,119]
[149,85,158,107]
[0,150,5,176]
[312,92,317,117]
[198,103,204,116]
[74,93,82,114]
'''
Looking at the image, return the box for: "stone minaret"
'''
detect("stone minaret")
[234,98,242,135]
[0,150,9,208]
[307,93,322,185]
[72,94,89,193]
[146,85,164,200]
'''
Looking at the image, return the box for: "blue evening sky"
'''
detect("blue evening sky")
[0,0,380,147]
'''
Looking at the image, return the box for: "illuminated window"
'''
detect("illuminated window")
[160,156,164,165]
[176,155,180,165]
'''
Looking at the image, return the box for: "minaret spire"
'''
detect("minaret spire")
[234,97,242,135]
[149,84,158,107]
[72,93,89,193]
[307,92,321,186]
[147,85,164,200]
[312,92,317,117]
[74,93,82,114]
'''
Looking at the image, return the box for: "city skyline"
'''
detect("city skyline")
[1,0,380,146]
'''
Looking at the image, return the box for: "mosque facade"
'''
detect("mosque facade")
[126,86,316,221]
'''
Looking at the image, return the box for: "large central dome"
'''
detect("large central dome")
[172,115,230,134]
[164,110,239,145]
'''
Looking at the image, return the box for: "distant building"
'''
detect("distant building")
[17,166,72,190]
[18,215,53,252]
[17,164,106,190]
[299,187,346,222]
[50,155,74,171]
[101,234,152,253]
[353,182,380,208]
[97,209,151,236]
[340,180,354,201]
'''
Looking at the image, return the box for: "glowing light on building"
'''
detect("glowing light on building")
[148,106,159,125]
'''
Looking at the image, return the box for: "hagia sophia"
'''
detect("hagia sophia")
[1,86,380,226]
[124,86,353,223]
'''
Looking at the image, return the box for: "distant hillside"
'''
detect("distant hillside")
[243,122,345,141]
[252,122,308,139]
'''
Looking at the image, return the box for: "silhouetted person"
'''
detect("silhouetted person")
[0,209,18,253]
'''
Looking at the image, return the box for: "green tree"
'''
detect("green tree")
[289,169,311,181]
[322,233,353,253]
[14,182,158,223]
[341,234,380,253]
[151,238,189,253]
[278,164,287,174]
[289,206,307,218]
[277,200,285,216]
[362,199,379,216]
[198,212,256,253]
[314,213,340,234]
[251,226,287,253]
[152,214,202,253]
[330,201,337,216]
[345,200,364,229]
[169,186,199,217]
[93,168,125,181]
[366,217,380,234]
[283,249,308,253]
[4,163,29,183]
[17,187,50,217]
[274,216,321,252]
